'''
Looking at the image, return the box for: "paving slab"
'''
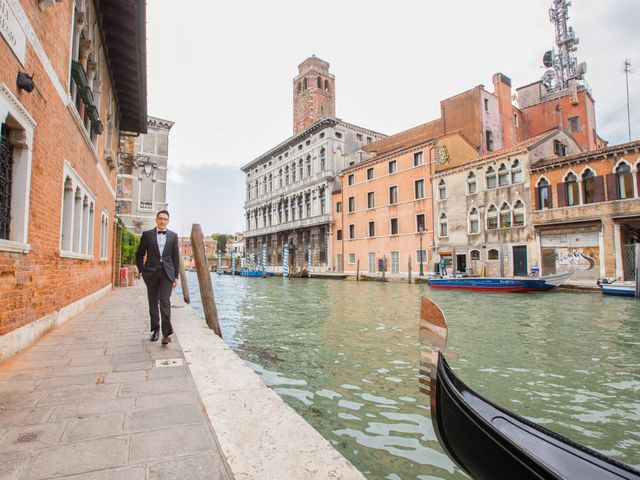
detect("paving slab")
[0,285,232,480]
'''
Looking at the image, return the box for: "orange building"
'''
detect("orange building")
[516,81,607,152]
[333,132,477,275]
[530,141,640,282]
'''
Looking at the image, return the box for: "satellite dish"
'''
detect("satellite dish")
[543,50,553,68]
[542,68,557,90]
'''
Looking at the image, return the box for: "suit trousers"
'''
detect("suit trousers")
[143,268,174,337]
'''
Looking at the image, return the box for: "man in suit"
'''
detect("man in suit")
[136,210,180,344]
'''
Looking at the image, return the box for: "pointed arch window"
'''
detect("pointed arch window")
[291,164,296,182]
[537,178,550,209]
[565,172,579,206]
[486,166,497,189]
[306,155,311,176]
[278,169,283,188]
[320,148,326,170]
[467,171,477,194]
[513,200,525,227]
[469,208,480,233]
[498,163,510,186]
[325,79,330,93]
[616,163,634,199]
[487,204,498,230]
[438,179,447,200]
[285,167,290,185]
[439,213,448,237]
[500,203,512,228]
[511,159,523,183]
[582,169,596,204]
[298,159,303,179]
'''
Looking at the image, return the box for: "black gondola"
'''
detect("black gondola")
[418,297,640,480]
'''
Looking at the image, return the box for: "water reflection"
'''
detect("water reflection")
[181,273,640,479]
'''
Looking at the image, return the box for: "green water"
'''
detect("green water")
[182,273,640,480]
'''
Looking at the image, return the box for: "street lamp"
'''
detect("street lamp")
[419,225,424,276]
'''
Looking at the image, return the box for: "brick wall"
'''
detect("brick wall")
[0,1,120,336]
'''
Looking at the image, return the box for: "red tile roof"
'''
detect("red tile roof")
[530,139,640,170]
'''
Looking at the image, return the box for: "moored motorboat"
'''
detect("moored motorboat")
[418,297,640,480]
[427,271,572,292]
[598,280,637,297]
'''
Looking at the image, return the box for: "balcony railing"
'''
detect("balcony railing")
[245,213,332,237]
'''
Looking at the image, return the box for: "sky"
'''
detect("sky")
[145,0,640,236]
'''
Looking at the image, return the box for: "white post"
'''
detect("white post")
[613,223,623,280]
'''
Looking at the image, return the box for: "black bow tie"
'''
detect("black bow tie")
[157,231,167,235]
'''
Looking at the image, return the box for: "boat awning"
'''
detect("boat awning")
[96,0,148,134]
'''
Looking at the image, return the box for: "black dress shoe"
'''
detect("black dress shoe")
[150,330,159,342]
[161,336,172,345]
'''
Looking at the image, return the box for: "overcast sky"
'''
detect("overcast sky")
[145,0,639,236]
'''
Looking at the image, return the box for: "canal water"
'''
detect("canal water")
[180,273,640,480]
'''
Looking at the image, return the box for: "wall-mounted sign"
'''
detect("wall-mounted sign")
[0,0,26,65]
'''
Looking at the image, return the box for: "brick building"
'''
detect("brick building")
[179,236,217,269]
[0,0,147,361]
[116,116,175,234]
[242,56,385,274]
[530,141,640,282]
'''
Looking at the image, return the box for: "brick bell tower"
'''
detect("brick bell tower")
[293,55,336,135]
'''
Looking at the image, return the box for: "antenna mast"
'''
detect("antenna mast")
[624,59,633,141]
[548,0,580,91]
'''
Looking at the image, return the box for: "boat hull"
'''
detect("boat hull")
[428,273,571,292]
[599,284,636,297]
[432,354,640,480]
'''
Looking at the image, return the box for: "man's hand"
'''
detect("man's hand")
[173,279,178,289]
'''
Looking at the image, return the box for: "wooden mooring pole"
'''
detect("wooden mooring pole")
[178,255,190,304]
[408,255,412,284]
[190,224,222,337]
[356,259,360,281]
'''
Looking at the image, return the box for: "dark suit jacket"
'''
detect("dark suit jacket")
[135,229,180,281]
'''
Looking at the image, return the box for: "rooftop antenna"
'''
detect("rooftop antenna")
[624,59,633,141]
[544,0,585,93]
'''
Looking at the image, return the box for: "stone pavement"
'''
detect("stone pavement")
[0,285,232,480]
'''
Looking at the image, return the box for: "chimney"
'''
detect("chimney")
[493,73,516,147]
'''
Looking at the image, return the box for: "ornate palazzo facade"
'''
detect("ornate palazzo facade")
[243,118,384,273]
[242,56,385,273]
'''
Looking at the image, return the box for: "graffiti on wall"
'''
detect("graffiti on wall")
[555,247,599,271]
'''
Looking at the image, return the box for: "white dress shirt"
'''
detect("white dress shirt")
[156,229,167,256]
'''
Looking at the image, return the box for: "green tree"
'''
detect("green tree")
[210,233,233,253]
[119,218,140,264]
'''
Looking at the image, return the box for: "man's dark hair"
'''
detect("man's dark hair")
[156,210,170,218]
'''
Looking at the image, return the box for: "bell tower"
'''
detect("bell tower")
[293,55,335,135]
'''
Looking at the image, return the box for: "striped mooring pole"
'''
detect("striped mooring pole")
[283,245,289,278]
[231,251,236,276]
[217,249,222,274]
[262,244,267,273]
[307,247,312,272]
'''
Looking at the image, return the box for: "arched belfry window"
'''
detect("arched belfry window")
[297,82,301,94]
[303,78,308,90]
[317,77,322,88]
[325,80,330,93]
